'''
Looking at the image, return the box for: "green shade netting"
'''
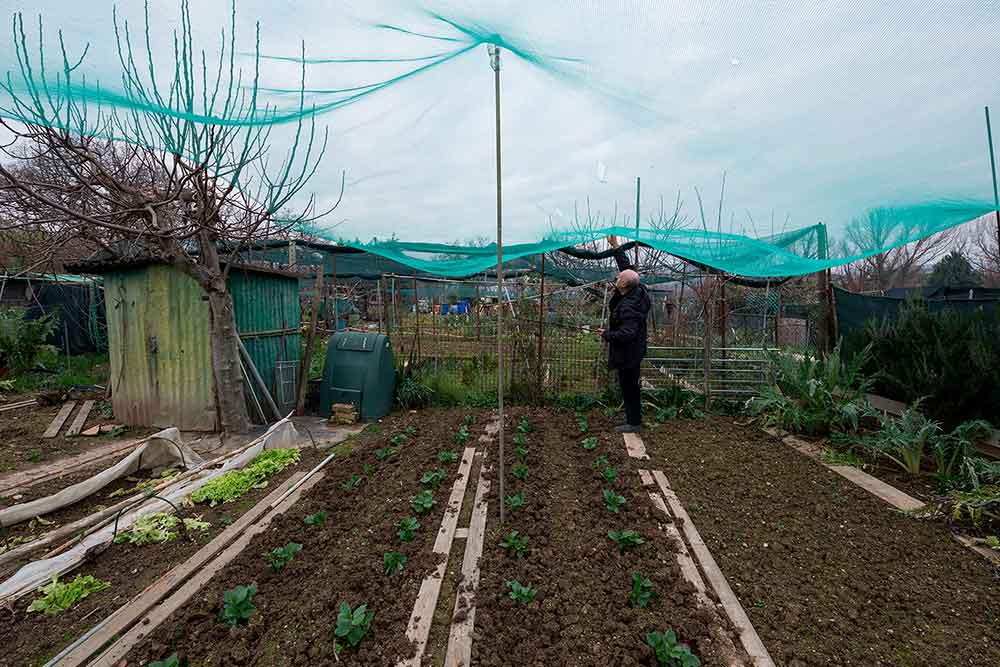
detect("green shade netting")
[303,201,995,278]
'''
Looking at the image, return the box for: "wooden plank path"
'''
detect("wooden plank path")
[64,400,94,437]
[42,401,76,438]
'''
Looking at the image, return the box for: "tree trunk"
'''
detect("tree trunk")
[206,288,252,433]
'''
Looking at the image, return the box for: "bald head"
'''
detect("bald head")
[616,269,640,293]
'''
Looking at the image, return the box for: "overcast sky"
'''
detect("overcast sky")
[3,0,999,247]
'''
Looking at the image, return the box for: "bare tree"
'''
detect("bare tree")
[0,3,333,431]
[832,208,956,293]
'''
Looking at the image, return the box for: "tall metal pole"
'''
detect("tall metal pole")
[537,254,545,400]
[490,44,506,525]
[634,176,641,268]
[986,107,1000,263]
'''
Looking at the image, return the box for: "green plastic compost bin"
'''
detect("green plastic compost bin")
[319,332,395,421]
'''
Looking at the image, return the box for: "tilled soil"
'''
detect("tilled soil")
[126,408,483,667]
[642,416,1000,667]
[0,446,327,667]
[470,408,746,667]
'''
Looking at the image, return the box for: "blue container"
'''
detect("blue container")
[440,304,449,315]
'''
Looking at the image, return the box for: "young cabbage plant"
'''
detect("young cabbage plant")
[603,489,626,513]
[581,437,599,451]
[303,511,328,526]
[602,467,619,484]
[505,579,537,603]
[264,542,302,571]
[398,516,420,542]
[505,491,526,511]
[383,551,407,576]
[454,424,470,445]
[500,530,529,559]
[608,529,645,553]
[221,585,257,626]
[340,474,363,491]
[334,602,374,648]
[511,464,529,481]
[629,571,655,608]
[411,489,435,515]
[439,450,458,464]
[645,629,700,667]
[420,468,446,489]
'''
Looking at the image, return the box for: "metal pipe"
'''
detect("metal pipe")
[987,107,1000,266]
[489,43,506,525]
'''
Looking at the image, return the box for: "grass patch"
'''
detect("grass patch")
[818,449,866,468]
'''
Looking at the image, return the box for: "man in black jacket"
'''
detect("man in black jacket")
[601,236,651,433]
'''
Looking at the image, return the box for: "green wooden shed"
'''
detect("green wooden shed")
[69,258,300,431]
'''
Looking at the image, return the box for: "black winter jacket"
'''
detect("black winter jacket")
[601,251,651,369]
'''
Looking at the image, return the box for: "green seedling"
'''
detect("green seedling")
[603,489,626,513]
[303,511,328,526]
[646,629,700,667]
[420,468,446,489]
[149,655,179,667]
[512,432,528,447]
[221,585,257,626]
[511,464,528,481]
[264,542,302,571]
[27,575,111,615]
[454,424,470,445]
[374,447,394,461]
[462,414,476,427]
[500,530,529,559]
[363,463,374,475]
[505,491,526,511]
[505,580,537,603]
[340,474,363,491]
[515,445,529,462]
[383,551,407,576]
[593,454,609,468]
[398,517,420,542]
[629,571,655,608]
[608,529,645,553]
[411,489,434,515]
[335,602,374,648]
[576,413,589,433]
[390,434,407,447]
[439,450,458,463]
[602,467,619,484]
[581,436,599,451]
[404,426,417,436]
[517,416,532,433]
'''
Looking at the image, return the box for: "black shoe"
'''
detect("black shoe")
[615,423,641,433]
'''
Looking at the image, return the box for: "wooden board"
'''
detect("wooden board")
[651,469,775,667]
[42,401,76,438]
[64,400,95,437]
[622,431,648,459]
[638,469,707,597]
[86,470,325,667]
[444,453,491,667]
[398,446,476,667]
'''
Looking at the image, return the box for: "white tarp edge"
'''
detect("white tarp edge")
[0,428,203,528]
[0,418,301,603]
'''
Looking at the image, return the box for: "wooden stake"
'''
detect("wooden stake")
[296,269,323,415]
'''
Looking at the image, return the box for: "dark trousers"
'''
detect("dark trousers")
[618,366,642,426]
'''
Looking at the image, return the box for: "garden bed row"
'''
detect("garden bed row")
[642,416,1000,667]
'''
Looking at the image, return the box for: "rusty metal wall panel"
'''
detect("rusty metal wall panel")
[104,266,216,431]
[228,268,302,410]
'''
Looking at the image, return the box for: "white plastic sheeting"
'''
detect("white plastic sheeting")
[0,428,202,528]
[0,418,301,604]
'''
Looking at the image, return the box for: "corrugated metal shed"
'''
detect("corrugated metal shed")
[96,262,302,431]
[229,267,302,415]
[104,265,217,430]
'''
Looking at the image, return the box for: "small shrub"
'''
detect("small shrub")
[0,306,57,375]
[505,580,537,603]
[646,629,700,667]
[27,575,111,615]
[500,530,529,559]
[398,516,420,542]
[304,511,328,526]
[264,542,302,571]
[603,489,625,513]
[221,585,257,626]
[629,571,655,608]
[335,602,374,647]
[383,551,407,575]
[411,489,434,514]
[608,529,645,553]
